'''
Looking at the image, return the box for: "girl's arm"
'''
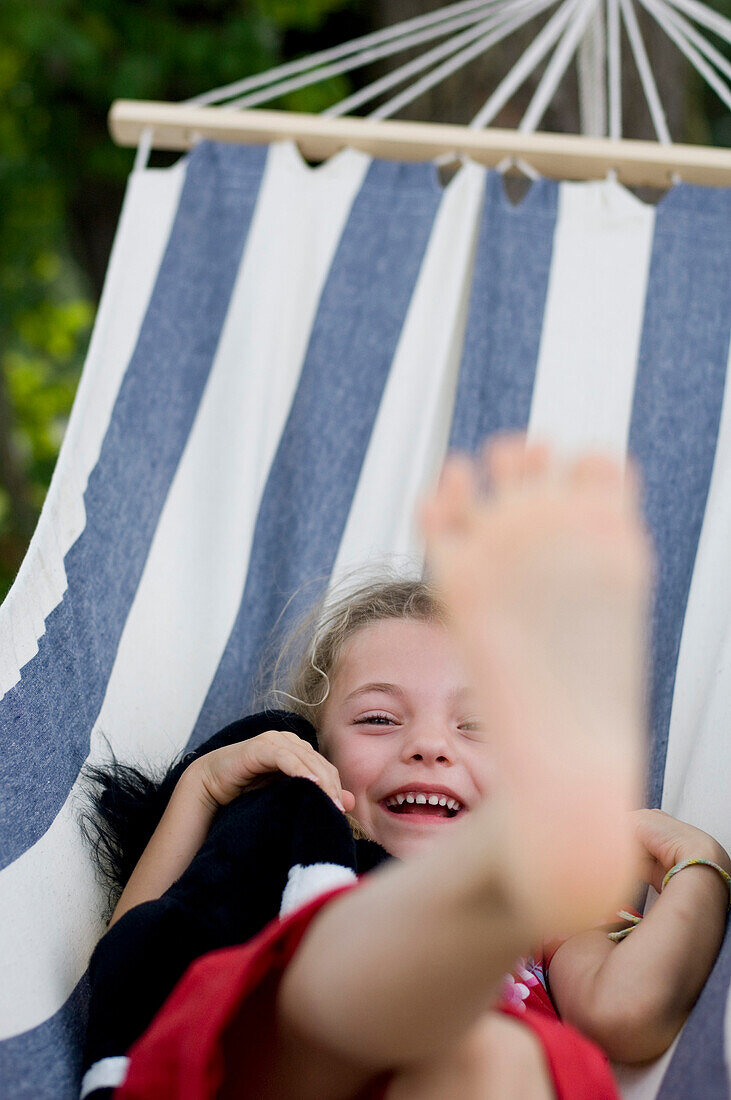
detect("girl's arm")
[109,730,354,926]
[547,809,731,1063]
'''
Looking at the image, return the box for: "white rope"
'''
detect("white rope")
[182,0,502,107]
[470,0,581,128]
[496,155,543,177]
[645,0,731,81]
[373,0,560,120]
[663,0,731,43]
[177,0,730,121]
[638,0,731,109]
[608,0,623,139]
[617,0,673,142]
[175,0,728,170]
[577,1,608,136]
[520,0,601,132]
[133,128,154,172]
[225,2,512,111]
[323,0,525,118]
[124,0,726,190]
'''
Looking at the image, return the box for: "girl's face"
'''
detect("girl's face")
[319,618,493,859]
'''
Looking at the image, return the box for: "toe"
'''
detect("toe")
[570,453,643,514]
[569,453,625,498]
[481,432,530,490]
[439,455,477,527]
[523,441,553,482]
[421,454,476,537]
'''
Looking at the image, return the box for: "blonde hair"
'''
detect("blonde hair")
[253,570,446,841]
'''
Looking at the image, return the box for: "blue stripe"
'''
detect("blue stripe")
[449,171,559,452]
[0,142,268,868]
[190,159,443,744]
[627,182,731,809]
[658,925,731,1099]
[0,976,88,1099]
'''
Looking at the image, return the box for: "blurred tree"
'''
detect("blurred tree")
[0,0,368,600]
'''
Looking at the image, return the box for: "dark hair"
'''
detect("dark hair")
[79,747,196,920]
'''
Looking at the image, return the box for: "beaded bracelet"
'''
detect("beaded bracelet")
[607,910,642,943]
[607,858,731,943]
[661,857,731,907]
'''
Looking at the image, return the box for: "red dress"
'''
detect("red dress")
[116,881,620,1100]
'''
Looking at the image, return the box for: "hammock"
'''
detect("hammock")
[1,4,730,1097]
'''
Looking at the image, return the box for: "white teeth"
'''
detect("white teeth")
[384,791,465,811]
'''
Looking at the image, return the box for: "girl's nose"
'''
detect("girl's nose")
[401,725,454,765]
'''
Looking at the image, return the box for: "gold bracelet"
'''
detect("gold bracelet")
[662,858,731,908]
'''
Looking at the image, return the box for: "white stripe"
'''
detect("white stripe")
[79,1056,130,1098]
[527,176,655,463]
[659,331,731,857]
[79,140,370,776]
[280,863,357,917]
[0,141,371,1039]
[0,800,108,1040]
[331,158,486,585]
[0,163,186,699]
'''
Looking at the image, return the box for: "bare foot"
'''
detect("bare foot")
[420,433,654,932]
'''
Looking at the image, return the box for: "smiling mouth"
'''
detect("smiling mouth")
[379,799,466,822]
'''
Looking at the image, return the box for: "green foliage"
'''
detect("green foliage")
[0,0,357,602]
[8,296,93,492]
[253,0,353,30]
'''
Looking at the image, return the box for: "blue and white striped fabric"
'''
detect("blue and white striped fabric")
[0,139,729,1099]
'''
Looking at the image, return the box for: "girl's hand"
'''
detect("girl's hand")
[188,730,356,816]
[631,808,731,892]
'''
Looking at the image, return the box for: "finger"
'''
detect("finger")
[231,732,348,813]
[271,738,347,812]
[268,748,339,801]
[200,737,327,807]
[300,748,350,812]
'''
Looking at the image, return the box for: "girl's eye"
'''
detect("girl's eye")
[354,713,396,726]
[459,721,485,738]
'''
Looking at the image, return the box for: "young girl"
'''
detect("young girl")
[81,434,730,1100]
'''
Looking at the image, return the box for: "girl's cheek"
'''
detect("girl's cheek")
[340,753,383,802]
